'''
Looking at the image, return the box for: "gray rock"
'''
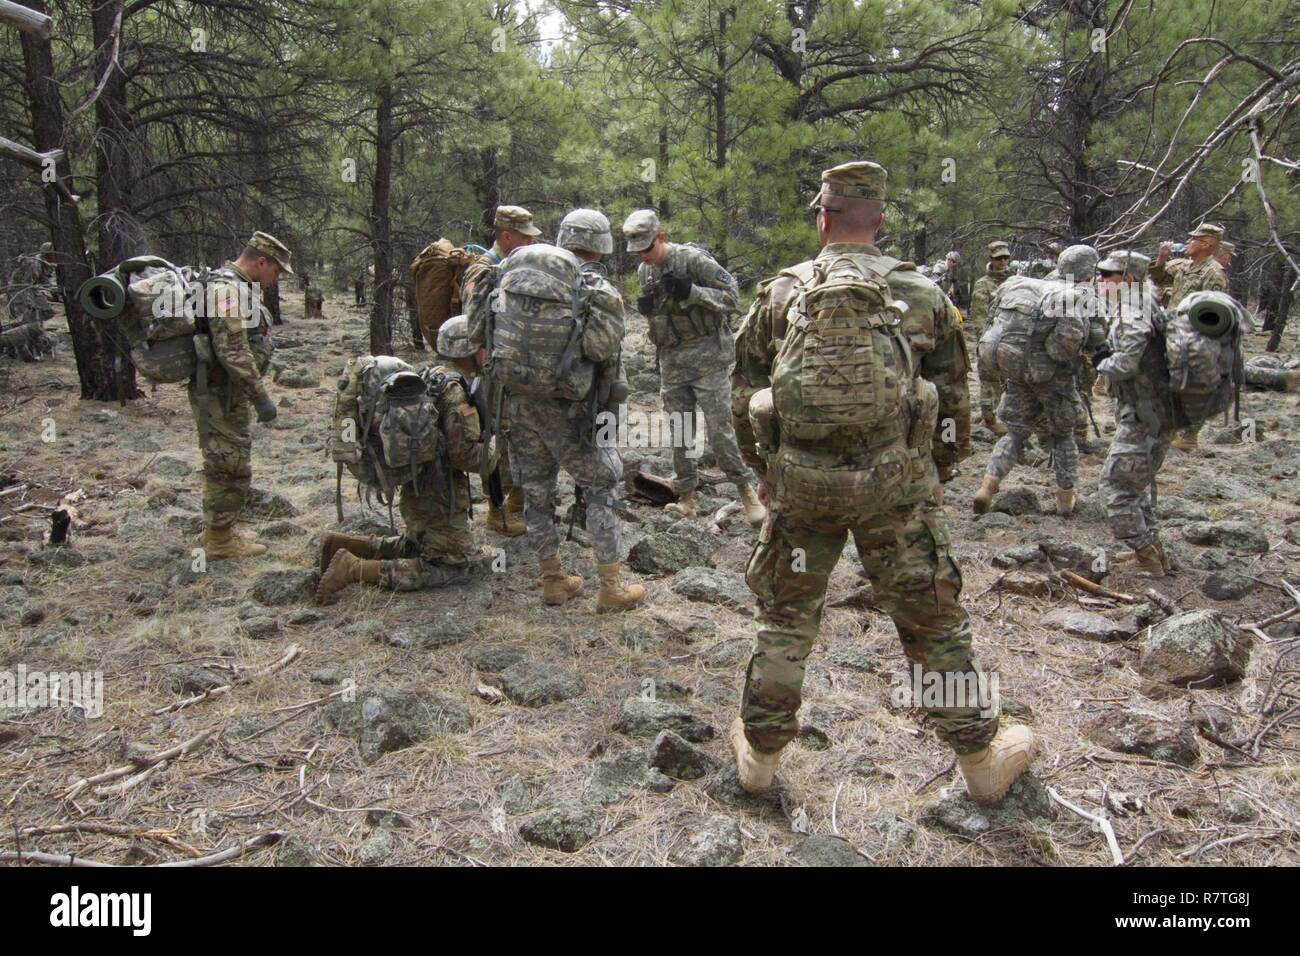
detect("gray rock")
[990,487,1041,516]
[241,616,280,639]
[827,644,876,671]
[242,488,300,520]
[1138,609,1252,687]
[382,614,471,650]
[997,571,1052,597]
[1042,608,1138,642]
[499,661,584,707]
[518,801,601,853]
[275,368,319,389]
[258,520,307,539]
[626,523,719,575]
[165,665,226,695]
[975,512,1015,529]
[1210,421,1262,445]
[357,827,394,865]
[1157,496,1210,522]
[1202,570,1253,601]
[613,696,715,742]
[1224,795,1259,823]
[1083,708,1201,767]
[152,456,193,477]
[669,816,743,867]
[29,547,97,569]
[1191,548,1238,572]
[1072,496,1107,522]
[310,668,344,685]
[585,750,674,804]
[793,834,871,867]
[1182,521,1269,554]
[323,687,471,763]
[922,774,1054,837]
[649,730,716,780]
[165,514,205,537]
[670,566,751,612]
[285,608,324,626]
[463,644,529,673]
[250,569,316,607]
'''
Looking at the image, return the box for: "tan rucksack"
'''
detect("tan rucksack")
[411,240,475,343]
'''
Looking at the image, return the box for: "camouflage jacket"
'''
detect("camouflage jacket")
[1150,255,1227,308]
[427,364,482,476]
[205,261,272,405]
[635,242,739,386]
[459,242,504,305]
[732,241,971,483]
[1097,284,1173,434]
[970,267,1009,331]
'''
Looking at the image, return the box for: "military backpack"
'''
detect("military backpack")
[1163,290,1245,427]
[410,240,479,344]
[977,275,1093,385]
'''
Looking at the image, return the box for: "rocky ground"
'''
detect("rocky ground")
[0,290,1297,867]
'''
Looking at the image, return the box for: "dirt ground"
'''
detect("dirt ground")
[1,288,1297,867]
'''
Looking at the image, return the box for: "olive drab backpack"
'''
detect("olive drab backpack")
[410,239,477,345]
[483,243,616,401]
[768,254,935,520]
[328,355,447,517]
[1163,291,1245,428]
[976,275,1089,385]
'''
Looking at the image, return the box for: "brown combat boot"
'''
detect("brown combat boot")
[665,490,697,518]
[487,499,525,536]
[596,561,646,612]
[729,718,783,792]
[736,482,766,526]
[315,550,381,604]
[1112,543,1165,577]
[1055,488,1076,517]
[1170,427,1199,452]
[958,724,1037,804]
[202,526,267,560]
[540,556,583,606]
[318,532,376,572]
[972,475,1000,515]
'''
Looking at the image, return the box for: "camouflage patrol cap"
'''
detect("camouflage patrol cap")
[988,240,1011,259]
[1056,244,1099,281]
[946,250,961,263]
[557,208,614,255]
[1096,250,1150,278]
[436,314,476,359]
[494,205,542,237]
[1219,240,1235,255]
[247,231,294,274]
[1188,223,1224,241]
[622,209,661,252]
[808,160,887,209]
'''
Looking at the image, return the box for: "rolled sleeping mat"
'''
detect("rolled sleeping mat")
[76,255,184,321]
[1179,290,1239,338]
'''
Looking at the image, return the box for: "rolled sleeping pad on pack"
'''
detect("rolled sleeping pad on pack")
[1181,291,1239,338]
[76,255,181,321]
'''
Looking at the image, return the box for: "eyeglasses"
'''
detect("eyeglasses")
[1096,270,1121,278]
[811,203,842,215]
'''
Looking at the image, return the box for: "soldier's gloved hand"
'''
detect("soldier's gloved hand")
[663,272,692,301]
[636,293,655,315]
[254,394,278,424]
[1090,343,1113,369]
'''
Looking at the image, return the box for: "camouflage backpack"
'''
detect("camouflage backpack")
[482,243,618,401]
[978,275,1091,385]
[1163,290,1245,427]
[329,356,447,513]
[410,240,477,344]
[768,254,934,520]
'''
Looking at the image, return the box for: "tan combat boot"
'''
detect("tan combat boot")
[1112,543,1165,577]
[505,486,526,523]
[957,724,1037,804]
[665,490,697,518]
[729,718,783,793]
[487,499,525,536]
[315,550,381,603]
[1170,427,1199,452]
[202,526,267,560]
[596,561,646,612]
[318,532,376,572]
[1055,488,1076,517]
[1152,537,1175,574]
[540,556,583,606]
[972,475,1000,515]
[736,482,766,526]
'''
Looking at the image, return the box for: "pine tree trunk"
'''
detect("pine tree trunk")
[368,81,394,356]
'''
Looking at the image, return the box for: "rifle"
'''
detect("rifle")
[470,375,505,510]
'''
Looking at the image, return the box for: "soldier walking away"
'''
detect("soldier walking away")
[1151,223,1229,453]
[622,209,765,526]
[460,204,542,538]
[354,270,366,306]
[468,209,645,612]
[971,240,1013,434]
[191,231,289,560]
[1093,251,1174,577]
[973,245,1102,517]
[316,315,494,602]
[729,161,1034,803]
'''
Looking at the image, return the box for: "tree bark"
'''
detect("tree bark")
[368,80,394,355]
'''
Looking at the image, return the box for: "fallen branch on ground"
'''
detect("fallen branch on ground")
[152,643,303,716]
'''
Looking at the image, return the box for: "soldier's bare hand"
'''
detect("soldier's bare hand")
[1157,241,1173,263]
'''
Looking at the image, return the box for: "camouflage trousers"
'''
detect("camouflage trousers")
[977,355,1003,428]
[740,493,999,756]
[372,477,485,591]
[989,378,1080,489]
[1100,405,1172,550]
[1245,358,1290,389]
[507,394,623,564]
[188,382,251,531]
[662,367,753,495]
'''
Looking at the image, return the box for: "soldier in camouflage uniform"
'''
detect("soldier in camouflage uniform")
[971,240,1013,433]
[623,210,765,525]
[459,205,542,537]
[470,209,645,612]
[933,250,962,306]
[728,161,1033,803]
[190,232,286,560]
[315,316,493,602]
[1243,354,1300,391]
[1151,224,1230,452]
[1093,251,1175,577]
[974,246,1101,517]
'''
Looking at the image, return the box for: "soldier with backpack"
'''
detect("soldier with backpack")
[971,240,1014,434]
[729,161,1034,803]
[973,245,1102,517]
[622,209,765,525]
[316,316,492,602]
[466,208,645,612]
